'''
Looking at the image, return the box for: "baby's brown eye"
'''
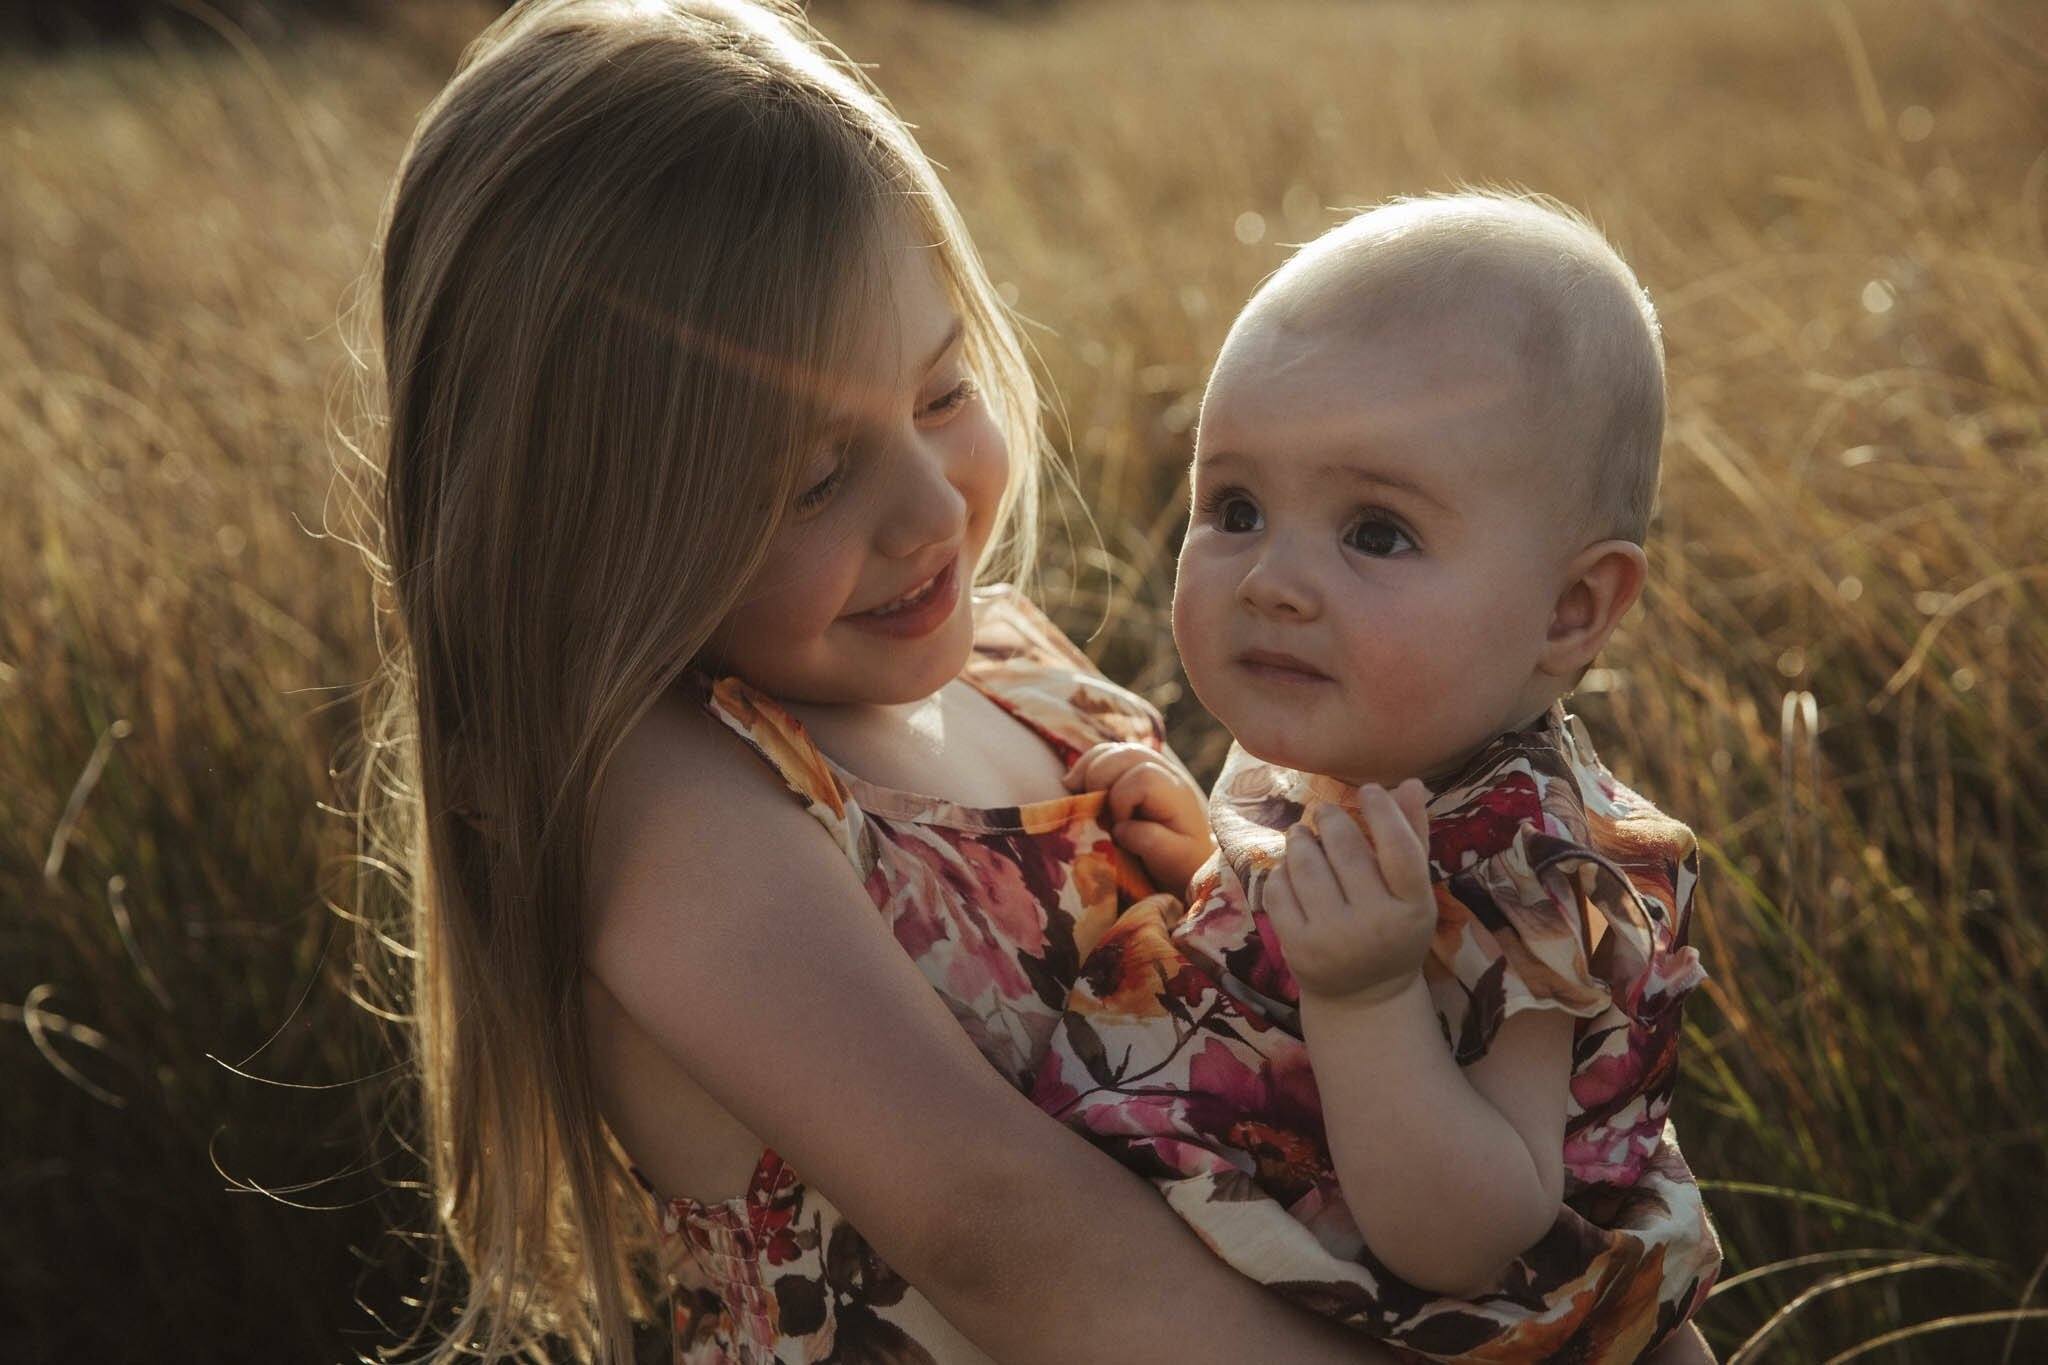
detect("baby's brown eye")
[1346,516,1415,557]
[1218,497,1261,534]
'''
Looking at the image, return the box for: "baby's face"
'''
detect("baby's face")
[1174,304,1581,788]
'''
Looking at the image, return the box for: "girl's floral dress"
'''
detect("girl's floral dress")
[1032,705,1723,1363]
[626,585,1174,1364]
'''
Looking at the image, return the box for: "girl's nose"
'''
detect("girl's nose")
[876,438,970,559]
[1237,538,1321,620]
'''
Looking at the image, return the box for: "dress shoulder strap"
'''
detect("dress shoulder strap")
[690,672,866,868]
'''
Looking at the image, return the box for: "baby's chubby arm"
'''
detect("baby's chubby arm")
[1269,783,1575,1298]
[1061,740,1216,896]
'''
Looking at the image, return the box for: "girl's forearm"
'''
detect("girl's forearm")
[1298,975,1556,1296]
[913,1112,1394,1364]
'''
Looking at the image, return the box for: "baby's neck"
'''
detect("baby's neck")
[1316,704,1558,795]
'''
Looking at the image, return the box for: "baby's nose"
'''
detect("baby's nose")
[1237,545,1321,619]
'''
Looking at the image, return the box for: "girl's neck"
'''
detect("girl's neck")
[783,686,949,744]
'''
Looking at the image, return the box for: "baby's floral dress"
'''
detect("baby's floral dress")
[1032,705,1723,1362]
[626,586,1174,1364]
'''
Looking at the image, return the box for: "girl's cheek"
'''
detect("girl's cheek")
[964,417,1010,523]
[745,535,857,633]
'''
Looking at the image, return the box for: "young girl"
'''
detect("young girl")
[350,2,1408,1362]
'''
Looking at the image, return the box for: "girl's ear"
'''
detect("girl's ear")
[1538,540,1648,678]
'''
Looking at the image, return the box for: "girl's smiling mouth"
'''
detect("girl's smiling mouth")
[843,555,960,637]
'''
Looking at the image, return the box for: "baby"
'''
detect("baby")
[1036,191,1722,1362]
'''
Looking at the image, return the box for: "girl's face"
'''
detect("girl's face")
[703,228,1009,706]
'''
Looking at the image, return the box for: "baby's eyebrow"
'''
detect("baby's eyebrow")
[1205,448,1456,517]
[1317,462,1456,516]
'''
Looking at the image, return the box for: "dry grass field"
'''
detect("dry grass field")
[3,0,2044,1359]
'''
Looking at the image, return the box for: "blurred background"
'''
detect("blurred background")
[2,0,2044,1360]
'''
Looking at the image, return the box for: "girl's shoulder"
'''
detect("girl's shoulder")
[596,684,821,839]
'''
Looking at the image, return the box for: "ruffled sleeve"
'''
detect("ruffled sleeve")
[1424,722,1707,1066]
[1425,822,1695,1064]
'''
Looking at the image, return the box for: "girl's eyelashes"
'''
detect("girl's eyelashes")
[919,375,979,422]
[792,377,975,515]
[794,456,846,513]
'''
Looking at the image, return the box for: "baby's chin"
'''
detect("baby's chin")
[1223,716,1364,784]
[1223,708,1446,789]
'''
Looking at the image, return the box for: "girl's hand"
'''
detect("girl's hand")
[1062,741,1215,896]
[1267,778,1435,1006]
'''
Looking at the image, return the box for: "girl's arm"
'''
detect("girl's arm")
[587,699,1391,1365]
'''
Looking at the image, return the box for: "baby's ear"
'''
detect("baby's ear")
[1539,540,1648,678]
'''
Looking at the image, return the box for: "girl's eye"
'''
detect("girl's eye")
[1196,487,1262,534]
[920,377,979,422]
[1345,515,1416,558]
[795,460,845,513]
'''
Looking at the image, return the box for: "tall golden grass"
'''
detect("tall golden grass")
[2,1,2042,1359]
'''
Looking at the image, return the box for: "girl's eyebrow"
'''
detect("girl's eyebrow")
[819,318,965,430]
[918,318,965,377]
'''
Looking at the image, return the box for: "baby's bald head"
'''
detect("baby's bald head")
[1225,191,1665,545]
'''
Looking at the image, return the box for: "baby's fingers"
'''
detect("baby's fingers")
[1062,741,1150,792]
[1394,777,1431,850]
[1107,762,1193,830]
[1280,823,1343,920]
[1310,801,1389,907]
[1262,858,1307,941]
[1360,783,1432,905]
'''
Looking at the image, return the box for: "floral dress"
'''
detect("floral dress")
[1032,705,1723,1363]
[626,585,1173,1364]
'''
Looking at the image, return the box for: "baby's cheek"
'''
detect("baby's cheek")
[1170,564,1232,690]
[1336,612,1445,708]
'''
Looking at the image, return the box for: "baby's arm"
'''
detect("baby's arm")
[590,704,1389,1365]
[1269,783,1573,1298]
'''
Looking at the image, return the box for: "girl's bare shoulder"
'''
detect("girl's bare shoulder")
[586,688,819,942]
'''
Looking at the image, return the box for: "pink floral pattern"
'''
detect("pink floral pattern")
[1033,705,1722,1362]
[627,586,1171,1363]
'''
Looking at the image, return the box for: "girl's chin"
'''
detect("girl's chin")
[849,619,976,703]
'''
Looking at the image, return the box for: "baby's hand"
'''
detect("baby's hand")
[1062,741,1216,896]
[1266,779,1435,1006]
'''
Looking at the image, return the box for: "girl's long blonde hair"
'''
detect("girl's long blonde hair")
[334,3,1046,1359]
